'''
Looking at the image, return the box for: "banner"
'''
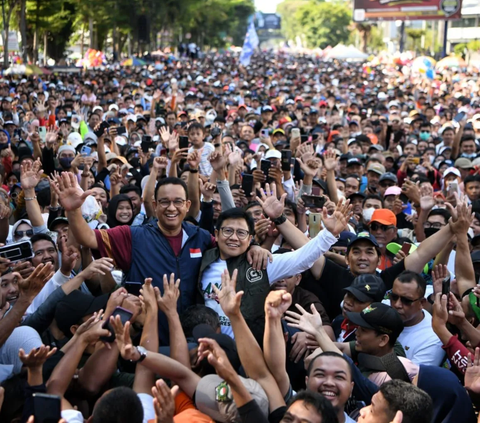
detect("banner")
[239,21,259,67]
[353,0,462,21]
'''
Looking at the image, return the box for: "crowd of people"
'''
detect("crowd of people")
[0,50,480,423]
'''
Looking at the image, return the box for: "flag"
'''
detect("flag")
[239,21,259,67]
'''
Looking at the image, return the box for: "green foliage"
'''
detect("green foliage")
[454,43,467,56]
[277,0,352,48]
[467,40,480,52]
[405,28,426,52]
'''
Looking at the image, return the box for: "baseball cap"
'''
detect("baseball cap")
[346,302,404,340]
[195,374,269,422]
[261,105,273,113]
[347,157,363,168]
[344,274,386,303]
[265,149,282,160]
[58,144,76,156]
[55,290,109,337]
[48,217,69,232]
[379,172,398,184]
[454,158,473,169]
[347,191,366,201]
[443,167,461,178]
[370,209,397,227]
[333,231,355,248]
[347,231,380,252]
[367,163,385,176]
[384,186,402,196]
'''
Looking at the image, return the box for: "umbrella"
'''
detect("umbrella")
[121,57,147,66]
[412,56,436,72]
[436,56,466,69]
[27,64,46,75]
[4,64,46,75]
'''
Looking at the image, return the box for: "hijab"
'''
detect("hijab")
[106,194,134,228]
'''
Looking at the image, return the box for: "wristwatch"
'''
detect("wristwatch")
[271,214,287,226]
[130,346,147,363]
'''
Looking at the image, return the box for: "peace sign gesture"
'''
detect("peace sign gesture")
[213,269,243,318]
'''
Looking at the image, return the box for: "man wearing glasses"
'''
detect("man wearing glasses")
[388,270,444,366]
[368,209,397,270]
[198,201,350,340]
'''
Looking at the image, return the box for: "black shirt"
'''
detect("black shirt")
[300,259,406,320]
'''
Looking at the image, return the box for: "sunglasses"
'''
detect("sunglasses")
[370,222,395,232]
[387,290,422,306]
[15,229,33,238]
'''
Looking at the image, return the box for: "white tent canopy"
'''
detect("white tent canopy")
[327,44,368,60]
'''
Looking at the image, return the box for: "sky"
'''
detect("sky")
[255,0,283,13]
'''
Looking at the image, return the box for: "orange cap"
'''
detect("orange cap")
[370,209,397,227]
[367,133,378,144]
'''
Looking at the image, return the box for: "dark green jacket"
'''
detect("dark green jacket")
[198,248,270,344]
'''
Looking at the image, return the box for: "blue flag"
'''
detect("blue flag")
[240,21,259,67]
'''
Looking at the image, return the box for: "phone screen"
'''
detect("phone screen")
[101,306,133,343]
[179,136,189,150]
[125,281,142,296]
[241,174,254,197]
[33,393,62,423]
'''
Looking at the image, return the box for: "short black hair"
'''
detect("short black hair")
[92,387,144,423]
[395,270,426,297]
[363,194,383,207]
[154,177,188,201]
[180,305,220,338]
[120,184,142,197]
[216,207,255,236]
[91,183,110,202]
[307,351,352,381]
[464,174,480,188]
[244,201,262,212]
[380,380,433,423]
[187,121,205,134]
[284,199,298,224]
[427,208,451,225]
[287,390,338,423]
[30,233,56,250]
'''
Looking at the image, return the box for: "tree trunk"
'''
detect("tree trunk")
[20,0,26,62]
[43,31,47,65]
[81,23,85,56]
[89,17,93,49]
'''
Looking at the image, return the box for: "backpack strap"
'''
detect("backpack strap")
[357,352,411,383]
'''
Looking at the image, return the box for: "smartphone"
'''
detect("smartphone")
[301,194,326,209]
[260,159,271,177]
[454,112,466,122]
[81,145,92,156]
[142,135,152,143]
[442,275,451,310]
[311,186,321,196]
[33,393,61,423]
[101,306,133,343]
[125,281,142,296]
[141,141,152,153]
[449,180,459,193]
[309,213,322,238]
[400,242,411,255]
[261,129,269,137]
[301,134,309,144]
[411,157,420,165]
[0,241,33,262]
[242,174,254,197]
[116,126,126,135]
[281,150,292,171]
[38,126,46,142]
[179,136,189,150]
[94,121,109,138]
[291,128,300,138]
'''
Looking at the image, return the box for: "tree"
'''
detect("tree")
[294,1,351,49]
[277,0,308,43]
[405,28,425,52]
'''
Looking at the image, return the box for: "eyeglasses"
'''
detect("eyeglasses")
[423,222,445,229]
[15,229,33,238]
[220,227,250,240]
[370,222,395,232]
[387,290,423,306]
[157,199,186,208]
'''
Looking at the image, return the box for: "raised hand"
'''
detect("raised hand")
[81,257,114,280]
[159,126,171,144]
[197,337,237,382]
[264,290,292,320]
[78,314,110,345]
[432,292,449,330]
[152,379,177,423]
[323,150,338,172]
[285,303,323,336]
[19,345,57,368]
[154,273,180,316]
[228,151,243,167]
[187,149,202,170]
[213,269,242,318]
[209,151,227,172]
[420,195,435,211]
[297,155,321,178]
[431,264,449,296]
[140,278,158,313]
[449,193,473,235]
[465,347,480,395]
[18,263,55,302]
[45,128,59,148]
[53,172,93,211]
[111,316,137,361]
[20,159,44,190]
[171,148,188,164]
[256,182,286,220]
[168,132,179,150]
[199,180,216,201]
[153,156,168,172]
[322,198,352,236]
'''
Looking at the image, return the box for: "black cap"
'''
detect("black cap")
[48,217,69,231]
[312,178,327,193]
[192,324,241,371]
[347,231,380,252]
[347,191,366,201]
[55,291,109,337]
[347,157,363,167]
[344,274,386,303]
[346,302,404,340]
[379,172,398,183]
[333,231,354,248]
[340,153,353,161]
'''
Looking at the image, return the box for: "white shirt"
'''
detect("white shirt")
[201,228,337,337]
[189,142,215,176]
[397,310,445,366]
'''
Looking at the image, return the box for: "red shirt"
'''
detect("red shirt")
[165,231,183,257]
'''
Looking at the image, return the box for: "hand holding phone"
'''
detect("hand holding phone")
[101,306,133,343]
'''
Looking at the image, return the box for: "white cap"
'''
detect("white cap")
[92,106,103,114]
[109,104,119,111]
[115,136,127,146]
[377,92,387,100]
[443,167,461,178]
[264,149,281,160]
[126,114,137,122]
[66,132,83,148]
[58,144,76,156]
[387,100,399,109]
